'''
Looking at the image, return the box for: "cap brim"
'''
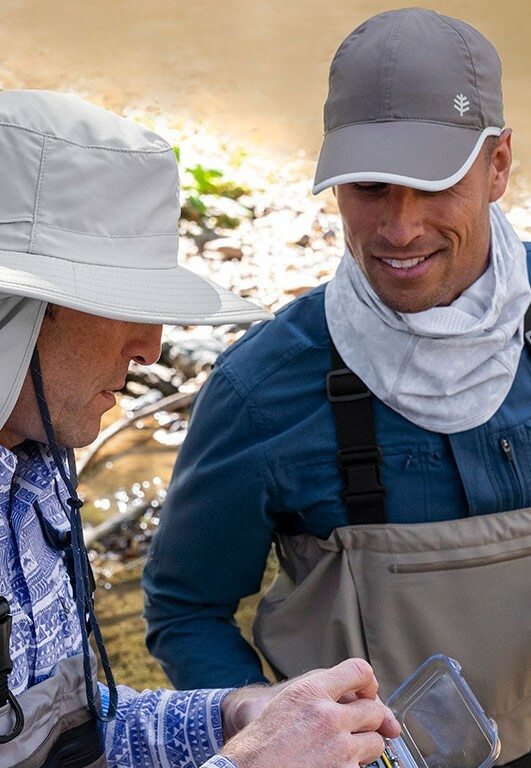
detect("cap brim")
[0,251,272,326]
[313,122,500,194]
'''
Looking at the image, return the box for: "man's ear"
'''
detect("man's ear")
[488,128,512,203]
[332,185,337,198]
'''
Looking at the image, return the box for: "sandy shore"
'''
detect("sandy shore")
[1,0,530,187]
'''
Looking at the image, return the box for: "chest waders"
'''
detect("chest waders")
[0,349,117,766]
[0,649,106,768]
[253,332,531,767]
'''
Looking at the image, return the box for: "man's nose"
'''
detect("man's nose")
[126,324,163,366]
[377,187,425,247]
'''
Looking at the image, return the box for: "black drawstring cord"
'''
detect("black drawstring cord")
[30,348,118,723]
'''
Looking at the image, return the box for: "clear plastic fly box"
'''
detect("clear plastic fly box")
[371,655,501,768]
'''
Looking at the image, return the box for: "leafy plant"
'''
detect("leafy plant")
[176,149,251,234]
[187,164,248,200]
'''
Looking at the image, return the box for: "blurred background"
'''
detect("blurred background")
[1,0,530,179]
[2,0,529,688]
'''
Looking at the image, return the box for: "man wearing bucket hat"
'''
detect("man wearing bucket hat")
[144,8,531,766]
[0,90,400,767]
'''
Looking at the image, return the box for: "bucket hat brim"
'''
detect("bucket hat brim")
[0,90,272,327]
[0,250,272,326]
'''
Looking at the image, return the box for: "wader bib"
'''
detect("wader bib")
[254,340,531,765]
[0,653,106,767]
[254,510,531,764]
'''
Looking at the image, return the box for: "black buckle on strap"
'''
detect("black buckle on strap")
[337,445,382,469]
[0,598,24,743]
[0,598,14,687]
[343,489,387,506]
[328,339,387,524]
[338,443,385,503]
[326,369,371,402]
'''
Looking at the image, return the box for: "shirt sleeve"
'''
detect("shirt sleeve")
[103,682,235,767]
[142,364,277,689]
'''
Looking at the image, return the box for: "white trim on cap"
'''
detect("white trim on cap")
[312,126,502,194]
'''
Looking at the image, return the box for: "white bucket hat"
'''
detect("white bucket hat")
[0,90,272,429]
[0,89,270,325]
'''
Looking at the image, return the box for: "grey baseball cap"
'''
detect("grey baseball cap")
[313,8,504,194]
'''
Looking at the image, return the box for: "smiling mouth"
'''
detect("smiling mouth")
[380,255,430,269]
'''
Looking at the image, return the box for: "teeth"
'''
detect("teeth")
[382,256,427,269]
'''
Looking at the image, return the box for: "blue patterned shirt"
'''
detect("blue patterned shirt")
[0,441,237,768]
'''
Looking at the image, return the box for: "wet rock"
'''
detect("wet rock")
[123,388,164,411]
[163,327,228,377]
[203,237,244,260]
[285,214,314,246]
[152,427,188,447]
[282,270,320,297]
[124,381,150,397]
[126,367,177,397]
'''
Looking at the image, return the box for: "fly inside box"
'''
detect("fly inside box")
[369,655,501,768]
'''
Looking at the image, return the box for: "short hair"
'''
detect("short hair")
[483,135,499,170]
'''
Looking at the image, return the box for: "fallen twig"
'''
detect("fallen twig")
[77,390,195,477]
[84,500,153,548]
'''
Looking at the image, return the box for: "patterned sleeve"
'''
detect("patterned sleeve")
[102,683,236,767]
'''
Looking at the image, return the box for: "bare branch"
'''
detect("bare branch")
[77,391,195,478]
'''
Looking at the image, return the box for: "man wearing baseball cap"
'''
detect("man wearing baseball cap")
[0,90,400,767]
[144,9,531,766]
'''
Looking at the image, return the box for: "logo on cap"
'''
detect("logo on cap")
[453,94,470,117]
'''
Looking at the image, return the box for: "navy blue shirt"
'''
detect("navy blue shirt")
[143,244,531,689]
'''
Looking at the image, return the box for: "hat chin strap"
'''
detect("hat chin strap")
[29,347,117,723]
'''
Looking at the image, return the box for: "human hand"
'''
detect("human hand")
[220,658,400,768]
[221,679,291,741]
[220,664,381,739]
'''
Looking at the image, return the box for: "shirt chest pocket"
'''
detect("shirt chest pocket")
[381,442,468,523]
[482,422,531,513]
[448,420,531,515]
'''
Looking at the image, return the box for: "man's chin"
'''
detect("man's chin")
[55,421,103,449]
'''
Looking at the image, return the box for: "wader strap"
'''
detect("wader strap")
[327,305,531,526]
[40,716,106,768]
[327,340,386,524]
[525,301,531,350]
[0,654,107,767]
[0,597,24,743]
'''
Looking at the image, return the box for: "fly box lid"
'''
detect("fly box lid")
[383,655,501,768]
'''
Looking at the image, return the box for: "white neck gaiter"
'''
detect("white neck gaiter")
[325,203,531,434]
